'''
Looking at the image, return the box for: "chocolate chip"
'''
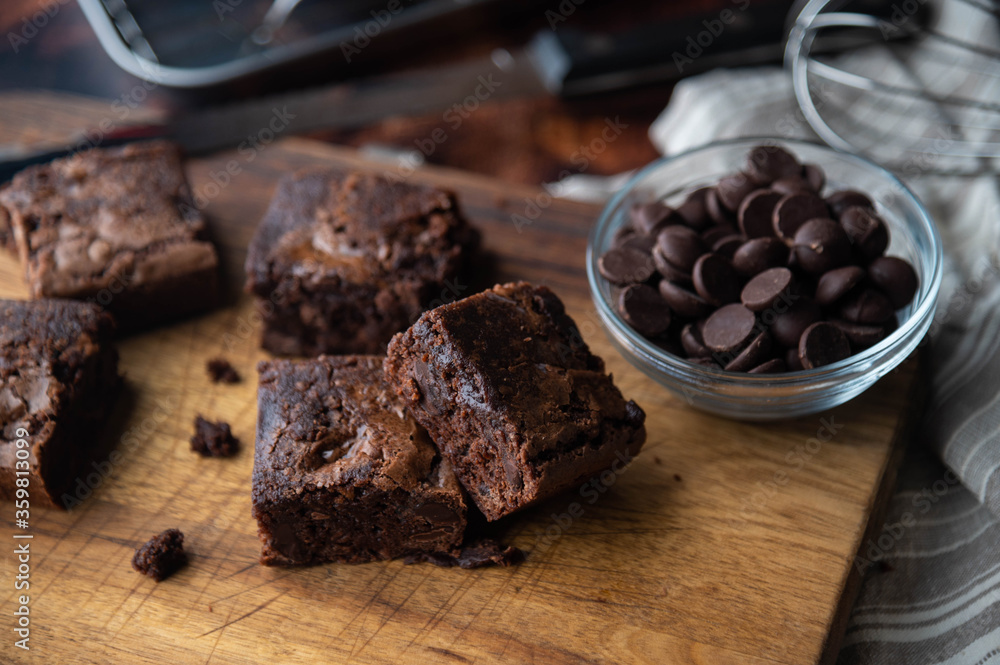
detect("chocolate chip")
[630,202,676,236]
[839,288,895,324]
[712,234,744,260]
[653,244,693,284]
[792,218,852,275]
[692,253,742,306]
[798,322,851,369]
[689,357,721,368]
[741,267,794,312]
[701,224,736,248]
[867,256,918,309]
[657,225,706,273]
[770,178,811,196]
[724,331,773,372]
[771,297,822,348]
[732,237,789,276]
[826,190,874,218]
[618,284,672,336]
[814,265,865,306]
[830,319,888,349]
[738,189,783,238]
[676,187,712,229]
[681,320,711,357]
[703,303,757,353]
[706,188,736,225]
[785,347,804,371]
[599,247,655,285]
[746,145,801,183]
[716,173,758,212]
[659,280,713,319]
[840,206,889,261]
[802,163,825,191]
[773,193,830,245]
[617,233,657,254]
[749,357,787,374]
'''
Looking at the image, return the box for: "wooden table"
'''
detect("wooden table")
[0,137,918,664]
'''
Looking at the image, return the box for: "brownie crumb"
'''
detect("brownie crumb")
[673,474,683,482]
[653,456,662,465]
[132,529,187,581]
[206,357,241,384]
[190,416,240,457]
[404,539,524,569]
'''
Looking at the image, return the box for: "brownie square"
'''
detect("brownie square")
[244,170,479,356]
[385,282,647,521]
[0,141,219,329]
[0,299,121,508]
[252,355,467,566]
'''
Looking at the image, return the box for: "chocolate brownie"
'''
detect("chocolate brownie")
[252,355,467,566]
[206,357,240,384]
[0,141,219,329]
[244,170,479,356]
[132,528,187,581]
[385,282,647,521]
[0,299,120,508]
[190,416,240,458]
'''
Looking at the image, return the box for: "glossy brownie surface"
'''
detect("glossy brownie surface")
[252,355,466,565]
[244,169,479,355]
[0,141,218,327]
[386,282,647,521]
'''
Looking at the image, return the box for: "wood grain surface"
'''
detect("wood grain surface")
[0,138,918,665]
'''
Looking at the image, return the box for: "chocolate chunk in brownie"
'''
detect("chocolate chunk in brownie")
[244,170,479,356]
[252,355,467,566]
[404,538,523,569]
[190,416,240,458]
[0,299,121,508]
[132,528,187,581]
[0,141,220,329]
[206,357,240,384]
[385,282,647,521]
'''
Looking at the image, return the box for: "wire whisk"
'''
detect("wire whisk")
[786,0,1000,175]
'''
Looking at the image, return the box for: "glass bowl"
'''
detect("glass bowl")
[586,138,942,421]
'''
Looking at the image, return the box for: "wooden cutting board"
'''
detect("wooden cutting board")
[0,138,918,665]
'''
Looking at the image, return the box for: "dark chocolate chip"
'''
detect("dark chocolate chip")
[716,173,758,212]
[814,265,865,306]
[738,189,783,239]
[741,267,794,312]
[712,234,744,260]
[792,218,852,275]
[826,190,874,218]
[802,163,825,191]
[724,331,773,372]
[652,244,693,285]
[706,188,736,225]
[840,206,889,261]
[771,297,822,348]
[692,253,742,307]
[599,247,656,285]
[773,193,830,245]
[701,224,736,248]
[689,357,721,368]
[770,178,811,196]
[746,145,801,183]
[732,237,789,276]
[867,256,918,309]
[676,187,713,229]
[659,280,713,319]
[799,322,851,369]
[618,284,672,336]
[630,201,676,236]
[657,225,706,273]
[830,319,889,349]
[839,288,895,324]
[617,233,657,254]
[681,320,711,357]
[749,357,788,374]
[785,346,804,371]
[703,303,757,352]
